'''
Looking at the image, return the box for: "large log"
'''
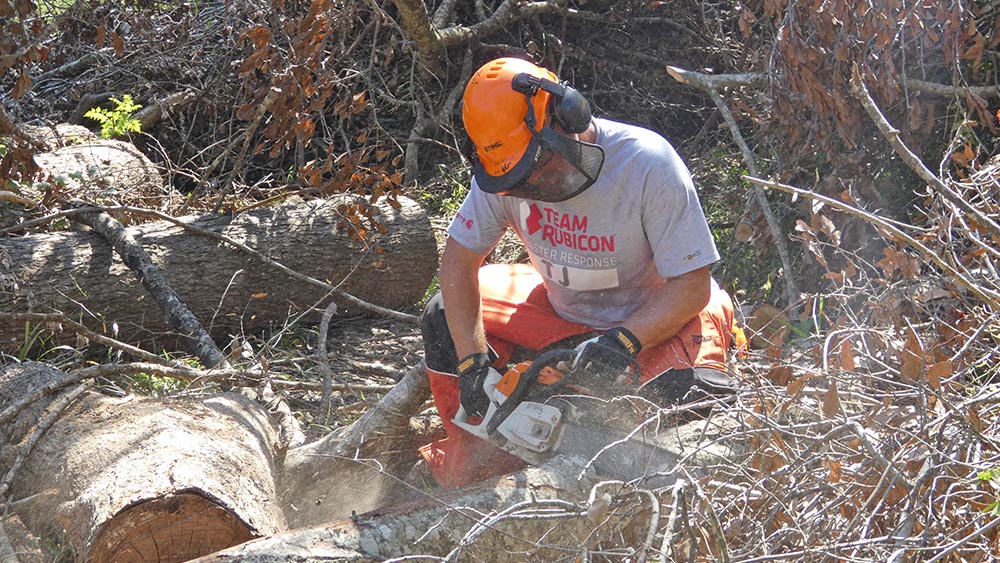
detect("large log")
[0,361,285,562]
[194,410,749,562]
[0,195,437,353]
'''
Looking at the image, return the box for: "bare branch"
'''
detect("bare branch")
[665,68,1000,100]
[0,191,37,207]
[666,65,800,311]
[744,174,1000,308]
[849,64,1000,241]
[317,301,339,422]
[906,78,1000,99]
[70,204,230,369]
[389,0,445,73]
[0,311,177,367]
[665,67,766,90]
[436,1,573,47]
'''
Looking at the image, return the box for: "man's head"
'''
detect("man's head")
[462,58,605,202]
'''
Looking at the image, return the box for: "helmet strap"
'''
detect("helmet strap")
[521,91,539,130]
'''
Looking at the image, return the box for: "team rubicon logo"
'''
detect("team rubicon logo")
[522,202,614,252]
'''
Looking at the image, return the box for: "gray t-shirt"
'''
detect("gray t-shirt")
[448,117,720,328]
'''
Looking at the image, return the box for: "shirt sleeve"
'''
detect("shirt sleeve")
[640,141,720,279]
[446,179,511,255]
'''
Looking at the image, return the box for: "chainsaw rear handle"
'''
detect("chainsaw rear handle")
[486,348,577,435]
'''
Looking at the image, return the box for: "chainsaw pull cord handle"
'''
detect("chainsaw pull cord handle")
[486,349,577,434]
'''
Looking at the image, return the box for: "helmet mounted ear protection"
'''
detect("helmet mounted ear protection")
[510,73,592,134]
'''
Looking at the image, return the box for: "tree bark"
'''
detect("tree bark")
[32,138,164,203]
[0,195,437,354]
[0,361,285,562]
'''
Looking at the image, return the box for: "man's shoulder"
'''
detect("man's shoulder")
[596,117,674,153]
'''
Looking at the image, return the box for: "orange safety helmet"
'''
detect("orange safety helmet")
[462,57,604,201]
[462,58,557,193]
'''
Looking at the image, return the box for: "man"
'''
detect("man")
[419,57,740,489]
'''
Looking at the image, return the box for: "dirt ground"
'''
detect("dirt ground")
[275,313,428,441]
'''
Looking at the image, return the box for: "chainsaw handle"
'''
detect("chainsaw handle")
[486,349,577,434]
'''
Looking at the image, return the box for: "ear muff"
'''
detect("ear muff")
[511,73,592,134]
[552,83,591,134]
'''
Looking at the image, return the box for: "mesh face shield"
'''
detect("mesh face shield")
[471,126,605,202]
[505,126,606,202]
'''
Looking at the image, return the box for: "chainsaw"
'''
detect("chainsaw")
[453,348,680,484]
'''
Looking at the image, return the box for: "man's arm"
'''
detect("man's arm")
[439,237,491,360]
[621,265,712,350]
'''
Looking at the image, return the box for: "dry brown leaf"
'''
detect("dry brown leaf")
[950,143,976,167]
[767,365,793,385]
[926,361,952,389]
[747,304,789,350]
[826,459,842,483]
[969,406,983,433]
[12,70,30,99]
[111,31,124,57]
[771,431,789,453]
[886,485,908,505]
[787,376,807,398]
[900,328,925,380]
[839,338,855,371]
[823,380,841,419]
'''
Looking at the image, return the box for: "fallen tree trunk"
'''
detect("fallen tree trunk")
[30,137,163,204]
[193,456,607,563]
[196,406,749,562]
[0,195,437,354]
[0,361,285,562]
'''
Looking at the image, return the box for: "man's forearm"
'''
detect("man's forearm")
[441,273,489,360]
[621,266,712,350]
[439,238,491,361]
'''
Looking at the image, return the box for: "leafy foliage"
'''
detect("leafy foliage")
[84,94,142,139]
[978,467,1000,517]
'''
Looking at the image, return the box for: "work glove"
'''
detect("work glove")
[457,352,502,418]
[573,327,642,380]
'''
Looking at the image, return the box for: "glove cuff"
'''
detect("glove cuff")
[601,327,642,357]
[457,352,491,378]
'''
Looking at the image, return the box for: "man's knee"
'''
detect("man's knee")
[421,292,458,373]
[639,367,739,406]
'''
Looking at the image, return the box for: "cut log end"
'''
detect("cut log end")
[89,492,257,563]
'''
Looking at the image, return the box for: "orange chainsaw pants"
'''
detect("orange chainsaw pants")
[418,263,736,490]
